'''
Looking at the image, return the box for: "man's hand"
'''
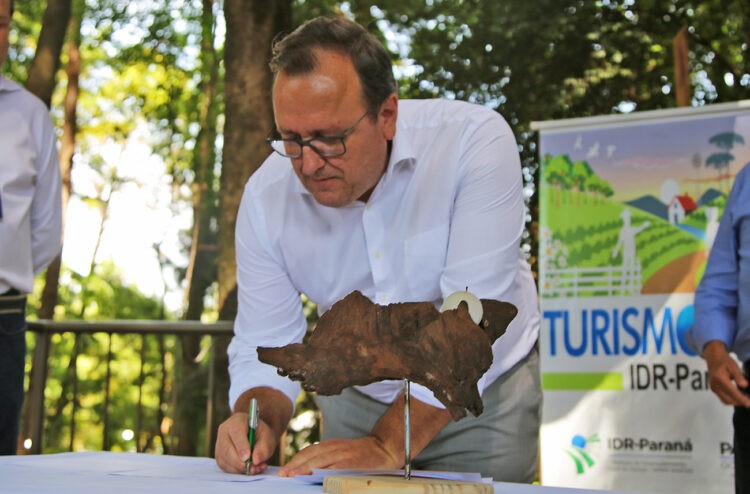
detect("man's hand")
[704,340,750,407]
[214,387,294,475]
[278,436,399,477]
[215,412,277,475]
[279,391,451,477]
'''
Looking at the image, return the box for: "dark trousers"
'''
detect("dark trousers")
[0,294,27,455]
[737,362,750,494]
[737,406,750,494]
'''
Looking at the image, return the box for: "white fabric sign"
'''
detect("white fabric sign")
[534,101,750,493]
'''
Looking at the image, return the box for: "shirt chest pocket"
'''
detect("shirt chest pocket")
[403,225,449,299]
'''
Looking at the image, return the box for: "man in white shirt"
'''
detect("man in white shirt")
[0,0,62,455]
[215,16,540,481]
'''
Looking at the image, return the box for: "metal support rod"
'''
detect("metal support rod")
[404,379,411,480]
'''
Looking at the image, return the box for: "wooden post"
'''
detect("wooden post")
[673,26,690,107]
[204,336,216,456]
[28,332,51,454]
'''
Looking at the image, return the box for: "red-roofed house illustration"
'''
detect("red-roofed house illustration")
[668,194,697,224]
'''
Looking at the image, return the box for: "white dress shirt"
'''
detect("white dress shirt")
[228,98,540,411]
[0,75,62,295]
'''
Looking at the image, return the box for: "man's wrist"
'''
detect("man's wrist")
[367,432,403,468]
[233,387,294,439]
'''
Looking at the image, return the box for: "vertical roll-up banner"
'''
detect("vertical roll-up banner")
[533,101,750,493]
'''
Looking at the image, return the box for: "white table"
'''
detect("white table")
[0,452,645,494]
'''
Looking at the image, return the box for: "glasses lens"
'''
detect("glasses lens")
[270,140,301,158]
[269,137,347,158]
[310,137,346,157]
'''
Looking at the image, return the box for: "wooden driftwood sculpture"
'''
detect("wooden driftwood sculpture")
[257,291,517,420]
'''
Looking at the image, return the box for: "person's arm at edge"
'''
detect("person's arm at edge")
[693,165,750,408]
[692,196,740,355]
[215,386,294,474]
[278,391,451,476]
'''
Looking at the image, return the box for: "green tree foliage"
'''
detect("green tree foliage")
[5,1,47,82]
[27,263,170,453]
[571,161,593,193]
[366,0,750,118]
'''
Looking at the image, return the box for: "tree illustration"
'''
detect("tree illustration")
[706,152,734,192]
[543,154,573,206]
[707,131,745,192]
[710,131,745,150]
[585,174,613,204]
[571,160,593,204]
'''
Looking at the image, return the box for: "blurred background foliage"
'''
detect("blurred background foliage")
[9,0,749,460]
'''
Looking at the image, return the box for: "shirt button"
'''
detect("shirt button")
[374,251,382,259]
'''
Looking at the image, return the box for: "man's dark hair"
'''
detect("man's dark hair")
[269,16,397,116]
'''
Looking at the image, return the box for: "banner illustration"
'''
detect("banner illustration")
[535,102,750,493]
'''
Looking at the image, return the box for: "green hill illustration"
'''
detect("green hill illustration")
[539,154,720,298]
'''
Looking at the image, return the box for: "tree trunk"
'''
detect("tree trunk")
[210,0,292,457]
[219,0,289,313]
[183,0,220,321]
[673,26,690,108]
[18,0,73,455]
[39,0,81,320]
[24,0,71,107]
[174,0,220,457]
[32,1,84,452]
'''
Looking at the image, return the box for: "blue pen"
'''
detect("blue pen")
[245,398,259,475]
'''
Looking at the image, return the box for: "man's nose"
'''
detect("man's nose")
[299,145,326,176]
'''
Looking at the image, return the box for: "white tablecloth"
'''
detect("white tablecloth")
[0,452,645,494]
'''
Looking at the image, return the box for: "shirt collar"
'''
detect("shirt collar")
[0,74,22,93]
[388,122,417,171]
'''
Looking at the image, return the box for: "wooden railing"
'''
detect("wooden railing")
[24,320,233,456]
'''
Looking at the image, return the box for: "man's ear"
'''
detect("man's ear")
[379,93,398,140]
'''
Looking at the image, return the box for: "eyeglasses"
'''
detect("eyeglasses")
[267,111,370,159]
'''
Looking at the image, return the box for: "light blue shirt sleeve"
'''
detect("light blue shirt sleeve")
[691,163,750,359]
